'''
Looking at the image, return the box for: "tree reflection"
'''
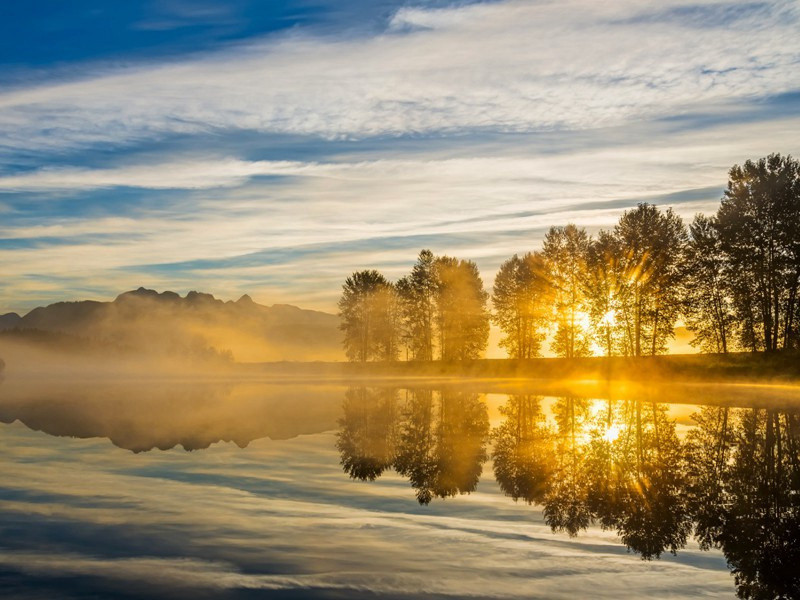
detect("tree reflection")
[336,387,399,481]
[492,395,553,504]
[545,397,592,536]
[339,387,800,598]
[337,387,490,504]
[686,406,800,600]
[587,400,691,559]
[394,389,489,504]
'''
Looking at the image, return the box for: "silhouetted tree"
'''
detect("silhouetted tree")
[543,224,592,358]
[338,270,399,362]
[492,252,552,358]
[716,154,800,351]
[684,215,736,353]
[614,204,687,356]
[584,231,627,356]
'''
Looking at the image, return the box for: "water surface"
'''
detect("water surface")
[1,377,797,599]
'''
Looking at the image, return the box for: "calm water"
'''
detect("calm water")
[1,377,798,599]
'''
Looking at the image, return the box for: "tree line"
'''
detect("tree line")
[339,153,800,360]
[337,386,800,600]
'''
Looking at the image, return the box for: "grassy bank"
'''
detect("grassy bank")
[244,351,800,385]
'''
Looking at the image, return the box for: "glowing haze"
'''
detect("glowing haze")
[1,0,799,317]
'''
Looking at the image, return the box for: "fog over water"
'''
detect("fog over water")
[2,376,798,599]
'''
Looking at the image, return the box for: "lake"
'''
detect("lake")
[1,376,797,599]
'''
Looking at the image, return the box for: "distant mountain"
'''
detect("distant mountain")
[0,313,21,330]
[0,287,343,362]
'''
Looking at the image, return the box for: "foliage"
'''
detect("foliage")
[542,224,592,358]
[433,256,490,361]
[717,153,800,351]
[491,252,552,358]
[340,153,800,360]
[338,270,399,362]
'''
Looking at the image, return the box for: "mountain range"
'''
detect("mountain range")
[0,287,343,362]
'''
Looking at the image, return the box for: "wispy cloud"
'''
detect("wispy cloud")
[1,0,798,152]
[0,0,798,315]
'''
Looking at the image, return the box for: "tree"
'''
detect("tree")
[492,252,552,359]
[614,203,687,356]
[684,214,736,353]
[716,154,800,351]
[433,256,490,361]
[397,250,437,360]
[584,230,627,356]
[338,270,399,362]
[543,224,592,358]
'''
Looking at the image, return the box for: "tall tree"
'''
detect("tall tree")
[492,252,552,359]
[542,224,592,358]
[584,230,627,356]
[716,154,800,351]
[684,214,736,353]
[433,256,490,361]
[614,203,687,356]
[338,270,399,362]
[397,250,437,360]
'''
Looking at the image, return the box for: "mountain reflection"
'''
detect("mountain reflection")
[0,379,343,451]
[339,387,800,599]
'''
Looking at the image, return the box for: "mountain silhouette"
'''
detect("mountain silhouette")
[0,287,342,362]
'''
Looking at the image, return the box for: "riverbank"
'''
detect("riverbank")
[245,351,800,385]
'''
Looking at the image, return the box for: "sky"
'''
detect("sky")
[1,0,799,315]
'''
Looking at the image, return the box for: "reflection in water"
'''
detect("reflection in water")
[0,379,344,451]
[687,407,800,600]
[339,387,800,599]
[338,388,489,504]
[2,378,799,599]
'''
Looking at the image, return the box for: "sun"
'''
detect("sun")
[602,424,621,443]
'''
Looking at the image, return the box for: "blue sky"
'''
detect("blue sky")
[1,0,799,315]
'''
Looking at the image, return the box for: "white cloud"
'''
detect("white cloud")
[0,0,797,151]
[0,0,798,317]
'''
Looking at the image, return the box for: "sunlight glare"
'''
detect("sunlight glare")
[602,424,621,443]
